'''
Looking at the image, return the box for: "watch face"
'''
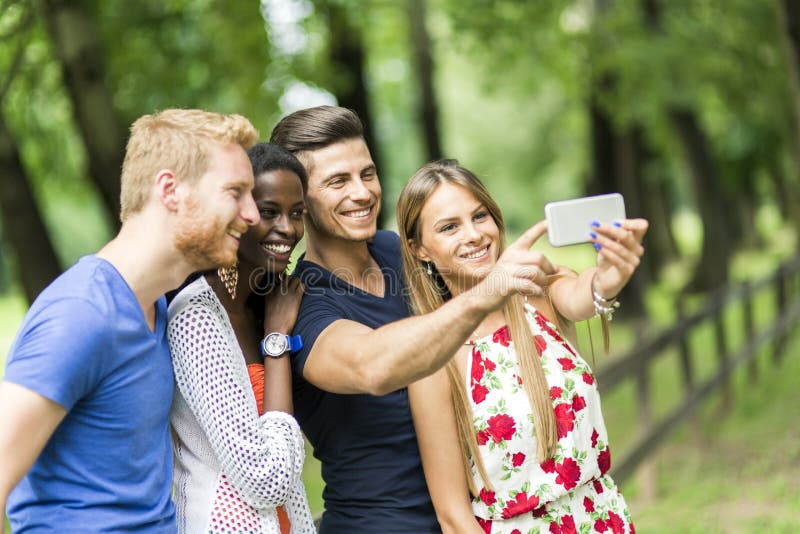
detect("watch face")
[264,333,288,356]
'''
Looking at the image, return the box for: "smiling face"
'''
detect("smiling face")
[173,143,258,270]
[237,168,305,275]
[301,137,381,243]
[413,182,501,295]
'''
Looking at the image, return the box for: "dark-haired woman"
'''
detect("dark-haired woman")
[168,143,314,533]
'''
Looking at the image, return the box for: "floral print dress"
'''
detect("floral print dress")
[468,305,635,534]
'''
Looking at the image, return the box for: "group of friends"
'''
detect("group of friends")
[0,105,647,533]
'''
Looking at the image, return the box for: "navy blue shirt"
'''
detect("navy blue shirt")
[291,231,440,533]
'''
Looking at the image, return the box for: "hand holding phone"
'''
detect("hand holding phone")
[545,193,626,247]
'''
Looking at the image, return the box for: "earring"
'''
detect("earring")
[218,263,239,300]
[426,262,433,276]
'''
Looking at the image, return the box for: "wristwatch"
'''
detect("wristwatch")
[260,332,303,358]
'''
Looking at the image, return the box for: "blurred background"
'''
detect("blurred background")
[1,0,799,532]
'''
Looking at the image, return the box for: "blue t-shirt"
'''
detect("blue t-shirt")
[4,256,176,533]
[291,231,440,533]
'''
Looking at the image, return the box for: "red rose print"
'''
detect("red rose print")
[592,479,604,494]
[559,515,577,534]
[549,524,562,534]
[516,374,523,385]
[555,457,581,491]
[561,340,576,356]
[479,487,496,506]
[486,413,516,443]
[629,522,636,533]
[535,313,564,342]
[572,394,586,412]
[477,517,492,534]
[532,506,547,518]
[594,519,608,532]
[550,386,563,400]
[598,447,611,475]
[583,496,595,513]
[541,458,556,473]
[607,511,625,534]
[554,403,575,438]
[557,357,575,371]
[500,491,540,519]
[511,452,526,467]
[493,325,511,347]
[534,334,548,355]
[471,350,485,383]
[511,530,522,534]
[476,429,489,446]
[484,357,496,372]
[591,429,599,448]
[472,383,489,404]
[582,372,595,385]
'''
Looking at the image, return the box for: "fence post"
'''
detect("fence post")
[773,264,788,364]
[634,329,657,501]
[713,293,732,414]
[676,295,694,393]
[742,280,758,383]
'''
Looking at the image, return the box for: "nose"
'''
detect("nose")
[241,194,259,226]
[348,178,372,202]
[273,213,294,237]
[464,221,481,242]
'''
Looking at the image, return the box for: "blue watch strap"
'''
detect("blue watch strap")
[288,334,303,352]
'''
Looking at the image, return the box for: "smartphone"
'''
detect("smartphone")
[545,193,626,247]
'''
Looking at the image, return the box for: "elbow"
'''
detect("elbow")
[358,366,396,396]
[239,460,297,510]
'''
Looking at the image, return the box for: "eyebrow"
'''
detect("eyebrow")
[258,200,306,207]
[433,203,485,227]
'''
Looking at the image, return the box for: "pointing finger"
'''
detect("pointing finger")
[510,220,548,251]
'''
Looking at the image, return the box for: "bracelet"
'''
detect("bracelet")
[592,274,620,321]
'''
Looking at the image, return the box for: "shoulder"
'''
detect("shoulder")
[368,230,403,272]
[167,276,214,320]
[370,230,401,254]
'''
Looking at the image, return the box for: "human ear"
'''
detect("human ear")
[154,169,180,211]
[408,238,431,262]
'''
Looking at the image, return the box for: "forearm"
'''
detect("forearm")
[262,356,293,414]
[350,288,494,395]
[550,267,597,322]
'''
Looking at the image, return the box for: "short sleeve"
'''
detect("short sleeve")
[4,298,109,410]
[290,293,345,377]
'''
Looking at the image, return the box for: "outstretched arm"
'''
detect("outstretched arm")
[0,382,66,533]
[303,222,556,395]
[549,219,648,321]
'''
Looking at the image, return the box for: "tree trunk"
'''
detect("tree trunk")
[38,0,124,227]
[407,0,442,162]
[642,0,733,290]
[0,114,62,303]
[587,99,617,196]
[322,1,385,228]
[669,109,733,291]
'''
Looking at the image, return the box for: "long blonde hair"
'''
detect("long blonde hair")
[397,160,558,495]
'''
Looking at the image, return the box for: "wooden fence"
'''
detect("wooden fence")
[600,254,800,486]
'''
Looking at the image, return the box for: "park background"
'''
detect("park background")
[1,0,799,532]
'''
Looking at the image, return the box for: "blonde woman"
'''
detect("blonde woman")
[397,159,647,534]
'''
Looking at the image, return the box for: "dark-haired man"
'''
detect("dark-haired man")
[271,106,555,533]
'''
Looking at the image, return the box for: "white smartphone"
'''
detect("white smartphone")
[545,193,626,247]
